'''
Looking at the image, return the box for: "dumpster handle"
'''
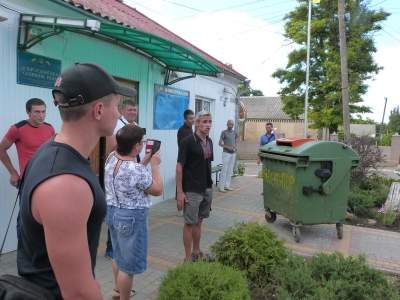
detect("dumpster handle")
[321,160,350,195]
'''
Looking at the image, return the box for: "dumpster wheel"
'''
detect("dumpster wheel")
[292,226,301,243]
[336,223,343,239]
[265,208,277,223]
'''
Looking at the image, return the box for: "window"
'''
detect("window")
[195,97,211,114]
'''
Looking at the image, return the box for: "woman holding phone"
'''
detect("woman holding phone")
[105,124,163,300]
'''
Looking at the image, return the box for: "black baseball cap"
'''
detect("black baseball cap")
[52,63,136,107]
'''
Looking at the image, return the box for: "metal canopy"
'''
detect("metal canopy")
[18,14,220,77]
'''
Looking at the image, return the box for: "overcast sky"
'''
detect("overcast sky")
[125,0,399,123]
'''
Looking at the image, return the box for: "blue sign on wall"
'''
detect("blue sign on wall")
[153,84,190,130]
[17,51,61,89]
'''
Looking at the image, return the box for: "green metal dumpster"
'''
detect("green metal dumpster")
[259,138,359,242]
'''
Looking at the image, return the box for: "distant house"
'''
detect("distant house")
[239,96,316,141]
[350,124,376,137]
[237,96,379,159]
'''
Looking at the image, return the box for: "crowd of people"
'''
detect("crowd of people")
[0,62,275,299]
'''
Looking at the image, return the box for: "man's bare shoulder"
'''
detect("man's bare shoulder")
[32,174,93,225]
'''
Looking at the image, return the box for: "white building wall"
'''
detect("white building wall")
[0,6,63,253]
[350,124,376,137]
[148,74,239,205]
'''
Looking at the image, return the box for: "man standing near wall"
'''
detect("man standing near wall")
[175,109,195,216]
[218,119,238,192]
[176,111,213,262]
[0,98,55,187]
[257,122,276,165]
[177,109,194,147]
[17,63,136,299]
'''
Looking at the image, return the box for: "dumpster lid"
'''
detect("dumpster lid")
[276,138,315,147]
[260,139,360,161]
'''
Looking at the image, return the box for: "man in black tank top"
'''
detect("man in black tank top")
[17,63,136,299]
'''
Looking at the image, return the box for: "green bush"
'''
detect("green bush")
[348,186,376,218]
[157,262,250,300]
[359,175,393,190]
[349,175,395,217]
[307,253,399,300]
[277,253,399,300]
[211,222,288,289]
[379,132,392,146]
[377,211,398,226]
[275,255,317,299]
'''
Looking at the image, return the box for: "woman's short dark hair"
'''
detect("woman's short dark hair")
[116,124,145,156]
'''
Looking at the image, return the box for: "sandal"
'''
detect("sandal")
[192,251,213,262]
[191,251,204,262]
[112,288,136,299]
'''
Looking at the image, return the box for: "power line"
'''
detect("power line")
[252,7,291,19]
[383,24,400,36]
[210,0,295,14]
[173,0,294,21]
[212,0,267,12]
[161,0,204,12]
[216,19,285,41]
[370,0,389,7]
[214,9,290,41]
[127,0,167,18]
[381,28,400,43]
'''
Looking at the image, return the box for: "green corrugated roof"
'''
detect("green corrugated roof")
[19,14,221,77]
[99,23,220,76]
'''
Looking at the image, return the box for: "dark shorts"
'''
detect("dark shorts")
[106,206,148,275]
[184,189,213,225]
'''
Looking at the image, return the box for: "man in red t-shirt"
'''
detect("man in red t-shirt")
[0,98,55,187]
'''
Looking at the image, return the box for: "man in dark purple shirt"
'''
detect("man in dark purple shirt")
[177,109,194,147]
[176,111,213,262]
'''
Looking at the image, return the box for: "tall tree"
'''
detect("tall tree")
[388,106,400,134]
[273,0,388,131]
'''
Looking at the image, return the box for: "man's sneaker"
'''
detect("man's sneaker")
[225,187,235,191]
[218,188,227,193]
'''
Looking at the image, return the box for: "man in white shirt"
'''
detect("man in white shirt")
[107,99,138,153]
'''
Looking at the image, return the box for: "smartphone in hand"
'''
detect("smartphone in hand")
[145,139,161,155]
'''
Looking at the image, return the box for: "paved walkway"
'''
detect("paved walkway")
[1,161,400,300]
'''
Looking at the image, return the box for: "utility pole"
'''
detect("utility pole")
[304,0,312,138]
[338,0,351,144]
[379,97,388,141]
[381,97,388,125]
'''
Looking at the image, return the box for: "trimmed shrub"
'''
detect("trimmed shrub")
[348,186,376,218]
[157,262,250,300]
[377,211,398,226]
[277,253,399,300]
[307,253,399,300]
[211,222,288,289]
[348,175,395,218]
